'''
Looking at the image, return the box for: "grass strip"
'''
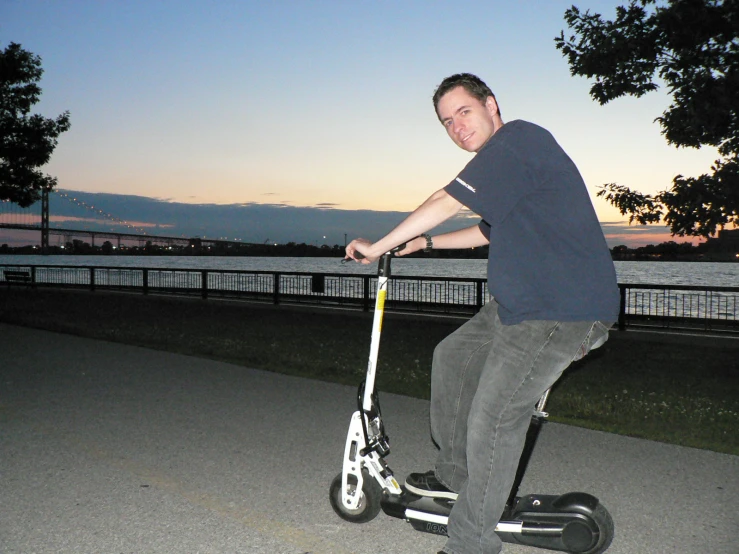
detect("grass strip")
[2,288,738,456]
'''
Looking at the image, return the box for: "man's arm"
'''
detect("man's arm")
[396,224,489,257]
[346,189,464,262]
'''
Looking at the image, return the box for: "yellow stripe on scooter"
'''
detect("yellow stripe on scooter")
[377,290,386,331]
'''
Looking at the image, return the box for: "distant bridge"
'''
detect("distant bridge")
[0,189,256,250]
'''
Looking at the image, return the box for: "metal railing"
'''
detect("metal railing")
[2,264,738,333]
[618,283,739,333]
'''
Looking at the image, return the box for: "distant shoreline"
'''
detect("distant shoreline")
[2,235,739,262]
[1,250,738,263]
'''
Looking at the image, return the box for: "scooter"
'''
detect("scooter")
[329,249,614,554]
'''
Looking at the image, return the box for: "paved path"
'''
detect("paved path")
[1,323,737,553]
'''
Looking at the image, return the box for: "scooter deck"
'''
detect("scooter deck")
[381,488,526,537]
[381,487,610,553]
[381,488,453,536]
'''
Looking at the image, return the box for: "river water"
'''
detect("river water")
[1,255,738,287]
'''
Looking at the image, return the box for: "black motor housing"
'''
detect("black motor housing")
[498,492,611,553]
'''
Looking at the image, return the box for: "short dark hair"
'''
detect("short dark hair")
[432,73,498,120]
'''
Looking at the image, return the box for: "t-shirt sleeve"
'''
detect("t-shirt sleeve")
[444,173,479,213]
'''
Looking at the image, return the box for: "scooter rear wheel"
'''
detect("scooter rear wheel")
[575,503,614,554]
[329,470,382,523]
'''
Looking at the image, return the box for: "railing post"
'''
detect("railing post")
[143,269,149,295]
[201,270,208,299]
[31,266,36,289]
[363,275,370,312]
[476,280,484,312]
[618,284,626,331]
[273,272,281,305]
[89,267,96,292]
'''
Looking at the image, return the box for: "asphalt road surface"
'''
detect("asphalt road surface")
[1,324,737,553]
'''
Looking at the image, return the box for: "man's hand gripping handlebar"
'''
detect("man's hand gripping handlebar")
[342,243,408,264]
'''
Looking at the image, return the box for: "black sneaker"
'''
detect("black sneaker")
[405,470,458,500]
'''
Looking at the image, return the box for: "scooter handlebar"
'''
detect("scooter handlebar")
[341,242,407,263]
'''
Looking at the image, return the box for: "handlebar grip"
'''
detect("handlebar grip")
[391,242,407,254]
[341,242,408,263]
[341,251,363,264]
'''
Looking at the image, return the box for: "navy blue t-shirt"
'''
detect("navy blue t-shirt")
[444,120,619,324]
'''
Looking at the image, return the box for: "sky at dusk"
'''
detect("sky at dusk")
[1,0,720,248]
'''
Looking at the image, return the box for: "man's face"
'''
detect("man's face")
[436,86,499,153]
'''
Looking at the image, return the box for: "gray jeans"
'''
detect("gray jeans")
[432,300,611,554]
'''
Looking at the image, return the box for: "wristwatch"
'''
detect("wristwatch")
[422,233,433,252]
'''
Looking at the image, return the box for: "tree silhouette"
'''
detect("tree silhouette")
[0,42,71,207]
[555,0,738,237]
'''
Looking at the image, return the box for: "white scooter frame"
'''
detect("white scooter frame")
[335,251,403,515]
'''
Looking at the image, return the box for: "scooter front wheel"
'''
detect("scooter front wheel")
[329,470,382,523]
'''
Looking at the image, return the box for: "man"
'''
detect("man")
[345,73,619,554]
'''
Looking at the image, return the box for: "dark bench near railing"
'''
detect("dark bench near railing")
[3,269,32,286]
[1,263,737,334]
